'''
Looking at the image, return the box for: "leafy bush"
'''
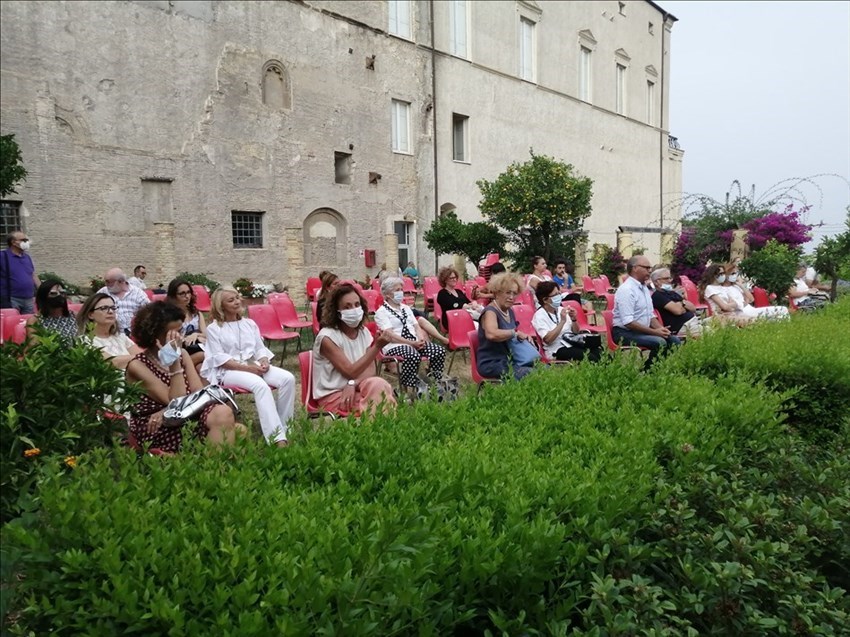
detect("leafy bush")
[88,276,105,293]
[740,238,801,303]
[37,272,81,296]
[0,328,140,522]
[589,243,626,285]
[659,298,850,437]
[176,271,221,292]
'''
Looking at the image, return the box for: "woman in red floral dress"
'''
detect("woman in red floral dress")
[126,302,244,454]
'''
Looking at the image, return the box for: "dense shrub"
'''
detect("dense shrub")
[175,271,221,292]
[659,298,850,437]
[0,329,139,522]
[740,239,801,303]
[37,272,81,296]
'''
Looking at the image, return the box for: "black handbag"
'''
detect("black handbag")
[162,385,240,427]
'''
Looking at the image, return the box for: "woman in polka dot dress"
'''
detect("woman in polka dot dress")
[126,302,244,454]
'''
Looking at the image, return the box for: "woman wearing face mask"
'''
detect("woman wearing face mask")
[201,287,296,447]
[126,302,245,454]
[25,279,77,347]
[698,263,745,324]
[314,283,396,415]
[532,281,602,362]
[374,277,447,393]
[76,292,142,368]
[722,262,790,320]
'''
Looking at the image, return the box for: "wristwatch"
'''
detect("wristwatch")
[347,379,356,387]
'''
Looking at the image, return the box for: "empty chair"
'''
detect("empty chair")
[402,276,419,296]
[422,277,441,312]
[445,309,476,374]
[593,278,609,297]
[582,275,596,297]
[599,274,614,292]
[246,304,299,354]
[192,285,212,312]
[305,277,322,302]
[268,293,312,351]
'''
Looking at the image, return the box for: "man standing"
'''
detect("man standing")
[612,256,680,370]
[650,268,702,339]
[97,268,149,334]
[0,230,39,313]
[127,265,148,290]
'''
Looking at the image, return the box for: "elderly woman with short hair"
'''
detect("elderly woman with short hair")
[477,272,536,380]
[374,277,447,392]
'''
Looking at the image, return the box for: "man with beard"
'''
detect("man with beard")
[97,267,150,335]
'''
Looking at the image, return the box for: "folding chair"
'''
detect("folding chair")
[298,351,347,419]
[192,286,212,312]
[468,329,501,395]
[247,304,299,356]
[445,309,475,374]
[268,293,311,350]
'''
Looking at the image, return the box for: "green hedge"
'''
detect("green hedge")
[658,298,850,437]
[2,307,849,634]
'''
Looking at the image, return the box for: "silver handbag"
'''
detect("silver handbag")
[162,385,240,427]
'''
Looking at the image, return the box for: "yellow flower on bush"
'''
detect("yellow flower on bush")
[64,456,77,469]
[24,448,41,458]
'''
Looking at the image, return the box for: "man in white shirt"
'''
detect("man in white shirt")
[612,255,680,370]
[97,268,150,334]
[127,264,148,290]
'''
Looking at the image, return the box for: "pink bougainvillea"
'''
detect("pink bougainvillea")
[744,205,812,251]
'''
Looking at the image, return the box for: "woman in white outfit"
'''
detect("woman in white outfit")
[721,262,789,320]
[201,287,296,447]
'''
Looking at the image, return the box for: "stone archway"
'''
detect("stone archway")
[303,208,348,270]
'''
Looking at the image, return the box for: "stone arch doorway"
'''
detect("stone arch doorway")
[303,208,348,271]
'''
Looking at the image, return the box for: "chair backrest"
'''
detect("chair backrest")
[68,303,83,314]
[681,280,700,304]
[582,275,596,295]
[192,285,212,312]
[247,304,283,335]
[371,278,382,292]
[463,280,478,300]
[361,289,383,314]
[593,278,609,297]
[601,310,620,351]
[564,300,592,331]
[305,277,322,301]
[151,293,167,303]
[2,313,25,343]
[297,350,319,411]
[311,301,320,335]
[511,304,534,335]
[423,277,441,300]
[402,276,417,293]
[602,293,616,311]
[446,309,475,351]
[514,288,535,309]
[266,292,288,305]
[600,274,612,290]
[484,253,500,267]
[433,295,443,325]
[467,329,488,383]
[144,288,155,300]
[752,286,770,308]
[474,276,486,287]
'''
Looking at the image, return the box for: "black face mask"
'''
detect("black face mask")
[46,295,66,309]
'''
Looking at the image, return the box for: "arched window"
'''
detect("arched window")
[303,208,348,268]
[262,60,291,110]
[439,202,457,217]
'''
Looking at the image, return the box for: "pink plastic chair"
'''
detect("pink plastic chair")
[599,274,614,292]
[402,276,419,296]
[601,310,646,355]
[582,275,596,297]
[361,289,383,314]
[423,277,441,312]
[681,280,711,316]
[752,287,770,308]
[445,309,475,374]
[311,301,321,335]
[68,303,83,314]
[298,351,348,419]
[247,304,299,355]
[144,289,155,300]
[564,300,605,334]
[2,313,27,343]
[268,293,311,350]
[192,286,212,313]
[0,309,20,344]
[468,329,501,394]
[305,277,322,302]
[152,294,167,303]
[511,304,535,336]
[514,289,535,309]
[601,293,616,311]
[484,253,500,267]
[593,278,609,297]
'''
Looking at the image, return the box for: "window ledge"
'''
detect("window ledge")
[392,150,414,156]
[452,159,471,165]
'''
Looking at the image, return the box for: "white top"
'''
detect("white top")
[312,327,373,399]
[181,312,201,335]
[724,285,749,311]
[532,307,575,358]
[704,284,733,314]
[201,318,274,384]
[804,266,817,285]
[85,332,135,357]
[792,277,811,304]
[374,302,418,354]
[127,276,147,290]
[612,276,654,328]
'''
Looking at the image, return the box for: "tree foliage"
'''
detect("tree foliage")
[423,211,505,272]
[740,239,799,303]
[588,243,626,284]
[477,150,593,270]
[813,209,850,301]
[0,133,28,198]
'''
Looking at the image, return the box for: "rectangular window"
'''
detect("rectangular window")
[391,99,411,153]
[231,211,264,249]
[388,0,411,39]
[646,80,656,126]
[395,220,412,268]
[452,113,469,162]
[0,201,22,239]
[579,46,592,102]
[616,63,626,115]
[449,0,468,58]
[519,17,535,81]
[334,152,352,184]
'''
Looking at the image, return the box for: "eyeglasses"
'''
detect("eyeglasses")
[47,290,66,297]
[94,305,118,313]
[447,275,458,280]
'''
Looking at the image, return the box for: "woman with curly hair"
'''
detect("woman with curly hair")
[126,301,244,454]
[436,266,483,330]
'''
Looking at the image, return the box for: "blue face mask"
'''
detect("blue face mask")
[393,290,405,305]
[158,341,181,367]
[661,283,674,291]
[549,294,562,307]
[716,274,727,284]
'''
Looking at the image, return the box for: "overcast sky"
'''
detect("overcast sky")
[660,0,850,248]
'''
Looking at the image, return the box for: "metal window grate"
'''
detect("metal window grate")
[232,211,264,249]
[0,201,22,239]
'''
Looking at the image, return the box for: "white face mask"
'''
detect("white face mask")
[661,283,674,291]
[716,274,727,284]
[392,290,405,305]
[728,273,739,283]
[339,307,364,327]
[18,240,30,251]
[157,341,181,367]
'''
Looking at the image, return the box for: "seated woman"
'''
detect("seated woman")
[166,279,208,368]
[26,279,77,347]
[201,287,296,447]
[375,277,447,393]
[477,272,537,380]
[532,281,601,362]
[402,261,421,286]
[314,283,396,414]
[699,264,748,326]
[315,271,339,327]
[436,266,484,331]
[722,262,789,320]
[788,263,829,310]
[76,292,141,368]
[526,256,552,295]
[126,302,244,454]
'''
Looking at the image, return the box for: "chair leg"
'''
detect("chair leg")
[447,350,456,375]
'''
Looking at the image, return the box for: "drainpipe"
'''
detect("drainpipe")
[430,0,439,271]
[659,10,667,230]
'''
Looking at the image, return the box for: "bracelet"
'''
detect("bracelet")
[168,368,184,376]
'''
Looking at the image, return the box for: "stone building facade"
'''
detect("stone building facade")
[0,0,682,298]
